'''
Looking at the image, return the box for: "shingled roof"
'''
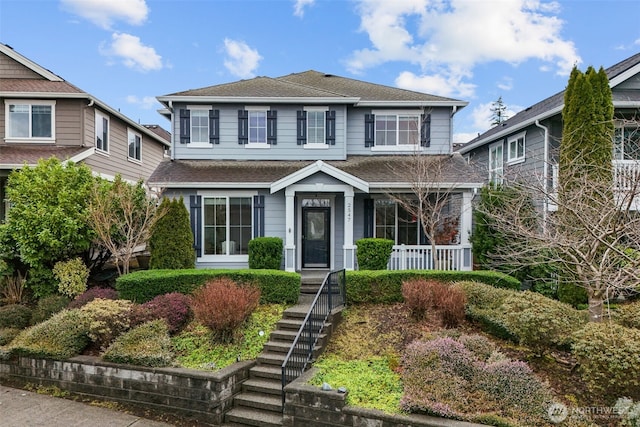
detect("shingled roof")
[0,145,91,167]
[459,52,640,154]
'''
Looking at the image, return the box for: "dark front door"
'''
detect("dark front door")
[302,207,330,268]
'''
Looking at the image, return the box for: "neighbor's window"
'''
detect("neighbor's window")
[128,129,141,161]
[95,111,109,152]
[203,197,252,255]
[507,132,525,163]
[249,110,267,144]
[489,143,504,184]
[376,114,420,146]
[6,100,55,140]
[614,125,640,160]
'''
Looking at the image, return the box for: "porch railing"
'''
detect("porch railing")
[614,160,640,192]
[281,269,346,408]
[387,244,473,271]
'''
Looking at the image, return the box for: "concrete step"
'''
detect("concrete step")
[283,305,312,319]
[225,407,282,427]
[234,392,283,413]
[257,351,286,366]
[242,378,282,396]
[275,318,304,331]
[250,364,282,380]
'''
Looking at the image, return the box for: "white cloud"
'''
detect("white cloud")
[395,69,476,99]
[126,95,159,110]
[61,0,148,29]
[223,38,262,79]
[497,76,513,91]
[101,33,163,72]
[348,0,581,99]
[293,0,315,17]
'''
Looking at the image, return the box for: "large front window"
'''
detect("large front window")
[374,199,419,245]
[6,101,54,140]
[615,125,640,160]
[203,197,252,255]
[376,114,419,146]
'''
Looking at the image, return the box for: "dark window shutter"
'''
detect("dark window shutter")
[297,110,307,145]
[326,110,336,145]
[209,109,220,144]
[238,110,248,144]
[189,195,202,257]
[364,113,375,147]
[363,198,374,238]
[420,113,431,147]
[253,195,265,237]
[267,110,277,145]
[179,109,190,144]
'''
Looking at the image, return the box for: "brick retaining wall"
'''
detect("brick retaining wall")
[0,355,253,425]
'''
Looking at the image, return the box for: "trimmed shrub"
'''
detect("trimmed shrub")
[458,281,518,341]
[499,291,587,352]
[67,286,118,309]
[116,269,299,304]
[0,304,32,329]
[0,328,20,345]
[615,300,640,329]
[572,322,640,400]
[191,278,260,342]
[148,197,195,270]
[557,282,588,308]
[401,279,465,327]
[6,309,90,359]
[346,270,519,305]
[53,257,89,298]
[103,320,174,367]
[30,294,71,324]
[130,292,192,335]
[248,237,283,269]
[80,299,134,349]
[356,238,394,270]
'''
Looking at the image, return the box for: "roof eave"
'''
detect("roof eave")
[368,182,484,190]
[356,100,468,108]
[157,96,361,105]
[149,181,273,189]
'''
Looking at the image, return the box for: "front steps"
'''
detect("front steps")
[223,271,338,427]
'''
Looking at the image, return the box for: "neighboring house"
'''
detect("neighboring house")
[151,71,482,272]
[0,43,171,222]
[459,52,640,211]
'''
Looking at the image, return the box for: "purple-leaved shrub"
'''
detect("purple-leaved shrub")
[67,287,118,309]
[130,292,192,335]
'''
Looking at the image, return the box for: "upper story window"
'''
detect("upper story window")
[614,124,640,160]
[95,111,109,153]
[307,110,325,144]
[179,108,219,146]
[191,109,209,144]
[5,100,55,142]
[365,111,430,150]
[238,108,276,147]
[507,132,525,163]
[489,142,504,185]
[297,108,335,147]
[128,129,142,161]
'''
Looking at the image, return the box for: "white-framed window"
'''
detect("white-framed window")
[374,199,420,245]
[614,124,640,160]
[95,111,109,153]
[190,108,209,144]
[376,114,420,146]
[249,110,267,144]
[203,196,252,256]
[127,129,142,162]
[5,100,55,142]
[307,110,325,144]
[489,142,504,184]
[507,132,525,163]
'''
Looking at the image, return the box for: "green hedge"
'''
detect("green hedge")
[345,270,520,304]
[116,269,300,304]
[248,237,283,269]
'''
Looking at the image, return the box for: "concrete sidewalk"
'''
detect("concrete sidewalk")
[0,385,175,426]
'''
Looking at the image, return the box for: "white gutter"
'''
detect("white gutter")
[157,96,361,104]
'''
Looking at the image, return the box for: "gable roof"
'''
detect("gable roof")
[459,52,640,154]
[0,145,92,168]
[158,70,467,109]
[0,43,170,148]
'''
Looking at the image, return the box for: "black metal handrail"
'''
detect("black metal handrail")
[281,269,346,408]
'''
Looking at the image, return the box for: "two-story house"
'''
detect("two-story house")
[150,71,483,272]
[459,52,640,211]
[0,43,171,222]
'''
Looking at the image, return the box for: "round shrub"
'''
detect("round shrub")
[67,286,118,309]
[7,309,90,359]
[103,320,174,367]
[0,304,32,329]
[148,197,195,270]
[572,322,640,401]
[356,238,394,270]
[53,257,89,298]
[457,334,496,362]
[499,291,587,352]
[31,294,71,324]
[615,300,640,329]
[80,298,134,349]
[130,292,192,335]
[0,328,20,345]
[191,278,260,342]
[248,237,283,269]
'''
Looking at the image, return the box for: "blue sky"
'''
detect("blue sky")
[1,0,639,143]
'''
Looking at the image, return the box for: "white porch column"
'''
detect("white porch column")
[460,190,474,270]
[284,189,296,272]
[343,188,355,270]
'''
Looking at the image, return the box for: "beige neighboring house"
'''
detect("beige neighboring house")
[0,43,171,222]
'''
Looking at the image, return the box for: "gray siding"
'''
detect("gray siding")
[616,71,640,90]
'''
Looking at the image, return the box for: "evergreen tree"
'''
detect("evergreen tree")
[148,197,195,269]
[490,96,508,126]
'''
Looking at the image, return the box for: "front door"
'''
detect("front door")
[302,207,330,268]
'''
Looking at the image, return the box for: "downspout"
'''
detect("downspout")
[535,120,549,224]
[168,101,175,161]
